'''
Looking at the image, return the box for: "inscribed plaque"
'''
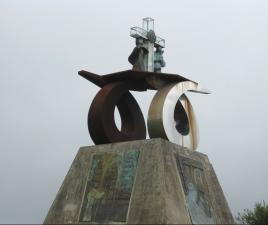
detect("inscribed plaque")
[175,155,215,224]
[79,149,139,223]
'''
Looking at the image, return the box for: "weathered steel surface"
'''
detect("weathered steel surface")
[88,82,146,144]
[147,81,207,150]
[78,69,195,91]
[79,70,210,146]
[44,139,234,224]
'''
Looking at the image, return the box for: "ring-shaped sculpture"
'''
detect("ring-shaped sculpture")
[88,82,146,144]
[78,70,209,147]
[148,81,203,150]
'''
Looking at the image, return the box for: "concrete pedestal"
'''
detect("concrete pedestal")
[44,138,234,224]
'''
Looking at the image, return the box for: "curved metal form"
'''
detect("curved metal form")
[88,82,146,144]
[147,81,205,150]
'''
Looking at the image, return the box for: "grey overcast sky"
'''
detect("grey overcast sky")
[1,0,268,223]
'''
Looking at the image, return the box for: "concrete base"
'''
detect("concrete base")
[44,138,234,224]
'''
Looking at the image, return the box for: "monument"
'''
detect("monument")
[44,18,234,224]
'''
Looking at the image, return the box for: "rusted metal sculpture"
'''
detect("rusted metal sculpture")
[78,18,209,150]
[78,70,209,150]
[88,82,146,144]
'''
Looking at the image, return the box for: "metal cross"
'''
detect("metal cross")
[130,17,165,72]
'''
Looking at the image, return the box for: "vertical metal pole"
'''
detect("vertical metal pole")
[146,41,154,72]
[142,18,155,72]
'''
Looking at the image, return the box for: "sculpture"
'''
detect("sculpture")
[128,37,148,71]
[129,18,165,72]
[154,46,166,72]
[78,18,210,150]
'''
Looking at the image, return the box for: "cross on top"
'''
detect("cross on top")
[129,18,165,72]
[130,18,165,48]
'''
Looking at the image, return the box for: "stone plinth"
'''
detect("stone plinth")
[44,138,234,224]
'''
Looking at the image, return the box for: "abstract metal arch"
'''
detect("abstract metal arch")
[88,82,146,144]
[147,81,206,150]
[78,70,209,148]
